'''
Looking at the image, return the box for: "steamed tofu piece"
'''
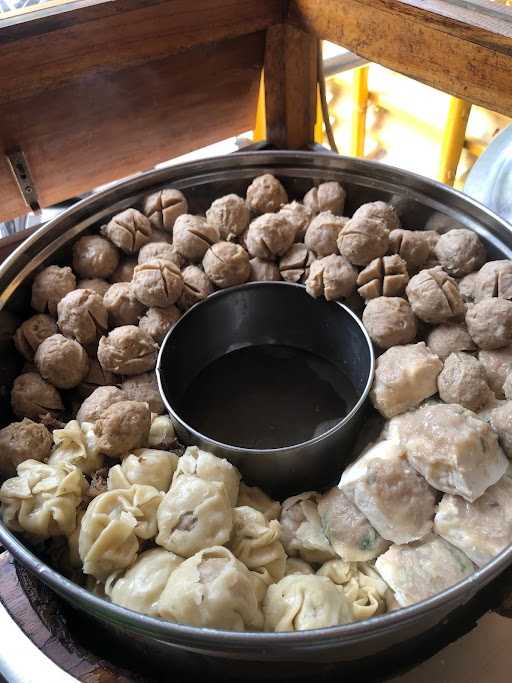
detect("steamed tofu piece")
[375,534,475,607]
[388,403,508,502]
[339,441,436,545]
[317,487,390,561]
[434,475,512,567]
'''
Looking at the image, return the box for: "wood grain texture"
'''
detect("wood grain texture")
[289,0,512,117]
[264,23,318,149]
[0,32,264,223]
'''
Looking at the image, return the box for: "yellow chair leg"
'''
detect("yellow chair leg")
[253,71,266,142]
[438,97,472,186]
[350,65,369,157]
[314,85,324,144]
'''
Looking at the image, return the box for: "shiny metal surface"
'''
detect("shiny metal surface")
[157,281,374,497]
[0,151,512,674]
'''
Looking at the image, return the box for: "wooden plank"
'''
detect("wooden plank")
[0,32,264,223]
[288,0,512,118]
[264,23,317,149]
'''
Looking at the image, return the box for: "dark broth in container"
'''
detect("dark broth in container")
[177,344,357,449]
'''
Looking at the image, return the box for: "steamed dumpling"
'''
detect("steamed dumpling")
[107,449,178,492]
[237,483,281,522]
[279,492,336,563]
[48,420,103,475]
[172,446,240,505]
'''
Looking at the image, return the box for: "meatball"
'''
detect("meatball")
[245,213,296,260]
[279,243,315,283]
[57,289,108,346]
[76,385,128,423]
[371,342,443,418]
[178,265,214,311]
[478,347,512,398]
[139,305,181,343]
[173,214,220,262]
[109,258,137,284]
[304,211,347,257]
[249,258,281,282]
[466,299,512,349]
[206,194,250,239]
[406,266,465,324]
[426,322,476,361]
[437,352,492,412]
[487,401,512,457]
[362,297,417,349]
[352,201,400,231]
[31,265,77,316]
[35,334,89,389]
[475,260,512,302]
[77,278,110,298]
[388,229,431,272]
[303,181,346,216]
[121,372,164,415]
[246,174,288,214]
[305,254,357,301]
[0,418,52,478]
[434,228,486,277]
[103,283,146,327]
[76,358,117,400]
[101,208,152,254]
[94,400,151,457]
[72,235,120,279]
[278,202,312,241]
[202,242,250,288]
[14,314,58,361]
[337,216,389,266]
[143,188,187,232]
[137,242,183,268]
[131,259,183,308]
[97,325,158,375]
[11,372,63,420]
[457,271,479,303]
[356,255,409,300]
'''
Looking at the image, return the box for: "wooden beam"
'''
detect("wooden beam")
[289,0,512,118]
[264,23,318,149]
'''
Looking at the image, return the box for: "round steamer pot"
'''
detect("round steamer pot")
[0,152,512,679]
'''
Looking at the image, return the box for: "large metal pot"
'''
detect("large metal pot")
[0,151,511,680]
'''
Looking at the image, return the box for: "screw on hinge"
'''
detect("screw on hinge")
[5,148,40,212]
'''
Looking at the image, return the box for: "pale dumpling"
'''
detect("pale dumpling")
[156,474,233,557]
[147,415,176,450]
[284,558,315,576]
[388,403,508,501]
[279,492,336,563]
[172,446,240,505]
[48,420,103,475]
[158,546,264,630]
[78,484,162,580]
[339,440,436,544]
[107,449,178,492]
[106,548,183,616]
[375,534,474,607]
[0,460,86,539]
[434,475,512,567]
[237,483,281,522]
[263,575,353,632]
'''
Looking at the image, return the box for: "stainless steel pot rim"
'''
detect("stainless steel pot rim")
[0,150,511,649]
[155,280,375,455]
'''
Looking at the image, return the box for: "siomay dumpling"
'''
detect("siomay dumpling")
[280,492,336,563]
[107,449,178,492]
[48,419,103,475]
[237,483,281,522]
[172,446,240,505]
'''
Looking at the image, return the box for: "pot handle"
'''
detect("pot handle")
[492,562,512,618]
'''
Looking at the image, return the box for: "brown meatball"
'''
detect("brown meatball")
[305,254,357,301]
[356,255,409,300]
[437,352,491,412]
[246,213,296,260]
[143,188,188,232]
[337,216,389,266]
[173,215,220,262]
[77,278,111,298]
[72,235,120,279]
[14,314,58,361]
[121,372,164,414]
[278,202,312,241]
[362,297,417,349]
[31,265,77,316]
[94,400,151,456]
[102,208,152,254]
[426,322,476,361]
[475,260,512,302]
[406,267,465,324]
[457,271,479,303]
[0,418,52,478]
[178,266,214,311]
[249,258,281,282]
[76,385,128,423]
[109,258,137,284]
[104,283,146,327]
[479,347,512,398]
[97,325,158,375]
[137,242,183,268]
[131,258,183,308]
[206,194,250,238]
[388,229,431,272]
[76,358,118,400]
[35,334,89,389]
[352,201,400,231]
[279,244,315,283]
[202,242,250,289]
[246,174,288,214]
[466,299,512,350]
[57,289,108,346]
[139,306,181,344]
[11,372,63,420]
[304,212,347,257]
[434,228,486,277]
[303,182,346,216]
